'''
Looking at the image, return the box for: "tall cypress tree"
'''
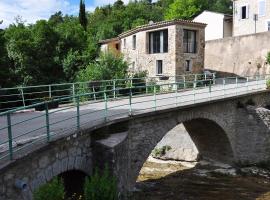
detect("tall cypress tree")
[79,0,87,31]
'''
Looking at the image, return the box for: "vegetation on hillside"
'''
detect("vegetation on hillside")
[0,0,232,88]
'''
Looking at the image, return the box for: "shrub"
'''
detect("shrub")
[84,166,118,200]
[33,178,65,200]
[152,145,172,157]
[267,79,270,89]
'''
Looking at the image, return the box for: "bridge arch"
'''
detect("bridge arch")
[125,109,235,192]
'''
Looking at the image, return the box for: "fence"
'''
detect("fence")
[0,74,268,163]
[0,73,215,113]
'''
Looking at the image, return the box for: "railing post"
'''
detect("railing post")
[236,77,238,95]
[76,96,80,130]
[193,86,196,103]
[104,91,108,121]
[213,73,216,85]
[7,113,13,160]
[145,78,148,94]
[154,85,157,111]
[48,85,52,98]
[93,86,96,101]
[129,88,132,115]
[256,75,259,90]
[246,77,249,91]
[45,102,50,142]
[175,83,178,106]
[183,75,186,89]
[223,78,225,97]
[72,83,75,103]
[194,74,197,88]
[20,87,26,108]
[113,80,116,99]
[209,83,212,100]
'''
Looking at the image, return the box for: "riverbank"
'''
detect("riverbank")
[132,157,270,200]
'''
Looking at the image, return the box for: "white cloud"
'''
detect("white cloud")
[0,0,77,28]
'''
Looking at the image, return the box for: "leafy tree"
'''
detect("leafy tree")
[79,0,88,30]
[48,11,64,25]
[76,52,128,82]
[165,0,201,20]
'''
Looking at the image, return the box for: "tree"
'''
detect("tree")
[79,0,88,31]
[165,0,201,20]
[76,52,128,82]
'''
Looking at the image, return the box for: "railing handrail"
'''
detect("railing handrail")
[0,73,268,163]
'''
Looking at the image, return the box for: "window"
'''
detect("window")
[115,43,119,50]
[185,60,192,72]
[183,29,197,53]
[259,0,266,16]
[123,39,126,48]
[132,35,136,49]
[240,5,249,19]
[156,60,163,75]
[149,29,168,54]
[267,21,270,31]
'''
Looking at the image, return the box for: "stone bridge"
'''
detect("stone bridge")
[1,90,270,200]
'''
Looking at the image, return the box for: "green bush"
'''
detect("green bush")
[267,79,270,89]
[33,178,65,200]
[152,145,172,157]
[84,166,118,200]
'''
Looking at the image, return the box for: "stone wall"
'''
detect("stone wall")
[0,133,92,200]
[205,31,270,77]
[120,24,205,77]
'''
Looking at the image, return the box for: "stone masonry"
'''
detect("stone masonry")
[1,91,270,199]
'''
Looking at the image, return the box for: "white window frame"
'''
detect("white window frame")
[258,0,266,17]
[239,4,249,20]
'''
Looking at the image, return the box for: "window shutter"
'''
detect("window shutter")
[238,6,241,20]
[247,5,250,19]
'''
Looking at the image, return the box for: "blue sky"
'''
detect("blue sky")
[0,0,130,28]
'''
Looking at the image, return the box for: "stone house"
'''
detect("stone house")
[99,19,206,79]
[233,0,270,36]
[194,10,233,41]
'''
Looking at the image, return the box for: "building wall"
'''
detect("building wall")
[194,11,225,41]
[233,0,270,36]
[121,25,177,77]
[120,24,205,77]
[224,20,233,37]
[205,31,270,77]
[175,25,205,75]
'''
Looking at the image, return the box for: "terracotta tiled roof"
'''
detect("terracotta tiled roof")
[99,19,206,44]
[99,37,119,44]
[119,19,206,38]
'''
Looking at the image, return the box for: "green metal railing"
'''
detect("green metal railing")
[0,73,215,113]
[0,74,268,162]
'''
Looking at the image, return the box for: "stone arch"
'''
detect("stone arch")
[0,133,92,200]
[58,170,88,198]
[183,118,234,163]
[125,112,234,192]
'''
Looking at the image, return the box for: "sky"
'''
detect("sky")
[0,0,131,28]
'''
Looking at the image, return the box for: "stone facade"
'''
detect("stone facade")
[233,0,270,36]
[205,31,270,77]
[100,20,206,79]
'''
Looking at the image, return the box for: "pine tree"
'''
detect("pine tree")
[79,0,87,31]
